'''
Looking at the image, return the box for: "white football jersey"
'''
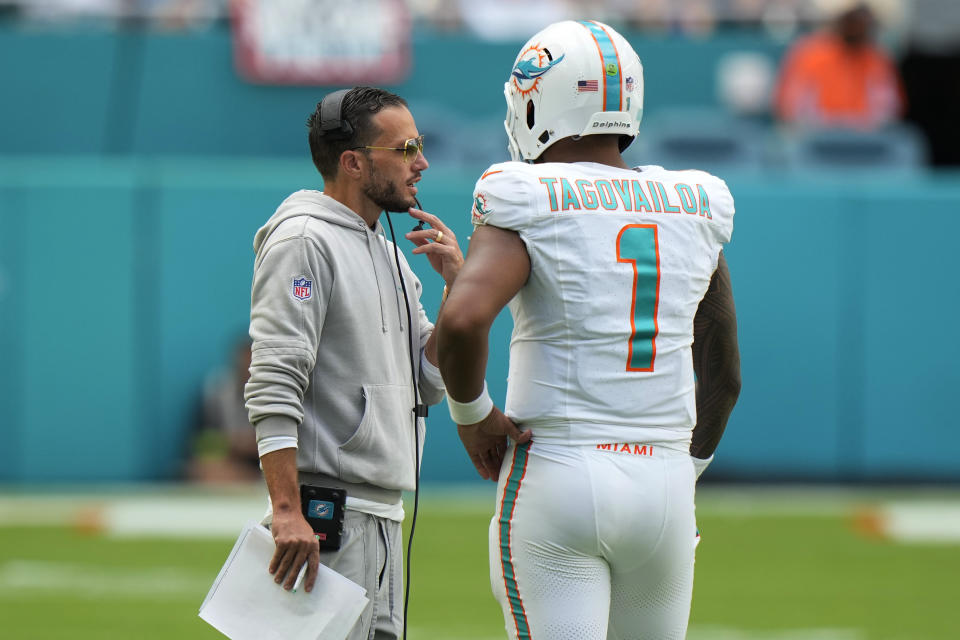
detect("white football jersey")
[471,161,734,448]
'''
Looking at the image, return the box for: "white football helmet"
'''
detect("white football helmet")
[504,20,644,162]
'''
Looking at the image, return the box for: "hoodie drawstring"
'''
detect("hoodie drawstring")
[376,230,408,332]
[363,226,390,333]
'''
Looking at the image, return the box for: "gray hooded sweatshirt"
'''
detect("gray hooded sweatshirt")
[244,190,445,504]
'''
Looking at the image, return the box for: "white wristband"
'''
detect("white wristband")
[692,454,713,480]
[447,381,494,425]
[258,435,297,457]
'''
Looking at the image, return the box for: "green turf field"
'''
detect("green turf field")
[0,487,956,639]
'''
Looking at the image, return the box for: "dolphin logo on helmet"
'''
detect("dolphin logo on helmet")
[511,54,566,82]
[510,44,566,97]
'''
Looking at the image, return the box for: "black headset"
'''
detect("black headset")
[317,89,354,140]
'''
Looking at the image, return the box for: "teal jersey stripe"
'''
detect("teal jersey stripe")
[580,20,622,111]
[616,224,660,370]
[498,441,532,639]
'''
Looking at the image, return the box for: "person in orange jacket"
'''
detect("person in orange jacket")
[774,2,905,128]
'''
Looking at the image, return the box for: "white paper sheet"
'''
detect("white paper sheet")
[199,521,368,640]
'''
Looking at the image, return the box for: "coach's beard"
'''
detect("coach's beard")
[364,169,415,213]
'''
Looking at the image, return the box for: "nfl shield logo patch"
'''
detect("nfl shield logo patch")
[292,276,312,301]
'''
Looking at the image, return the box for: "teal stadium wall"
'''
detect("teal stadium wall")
[0,26,957,483]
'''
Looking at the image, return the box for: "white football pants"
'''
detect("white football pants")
[489,440,698,640]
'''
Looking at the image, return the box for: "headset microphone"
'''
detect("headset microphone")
[412,197,427,232]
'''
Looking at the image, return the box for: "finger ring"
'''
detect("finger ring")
[435,230,444,243]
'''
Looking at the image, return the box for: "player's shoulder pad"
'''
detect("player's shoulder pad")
[689,169,733,211]
[675,168,735,241]
[471,161,537,230]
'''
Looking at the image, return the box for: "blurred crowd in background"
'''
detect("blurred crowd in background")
[1,0,957,168]
[0,0,930,37]
[0,0,948,41]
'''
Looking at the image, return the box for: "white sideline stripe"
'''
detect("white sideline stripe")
[406,633,502,640]
[3,487,960,541]
[0,493,265,538]
[883,502,960,543]
[101,498,265,538]
[0,560,211,598]
[401,627,863,640]
[694,486,960,517]
[688,627,864,640]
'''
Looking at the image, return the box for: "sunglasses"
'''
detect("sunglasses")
[352,135,425,163]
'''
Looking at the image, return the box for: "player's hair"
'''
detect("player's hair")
[307,87,408,180]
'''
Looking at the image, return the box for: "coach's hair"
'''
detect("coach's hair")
[307,87,408,180]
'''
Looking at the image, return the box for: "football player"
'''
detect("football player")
[436,20,741,639]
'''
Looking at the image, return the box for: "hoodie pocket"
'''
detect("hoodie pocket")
[339,384,419,489]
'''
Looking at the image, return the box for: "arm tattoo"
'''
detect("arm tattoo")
[691,252,742,459]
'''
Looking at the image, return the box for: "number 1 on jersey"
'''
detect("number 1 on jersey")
[616,224,660,372]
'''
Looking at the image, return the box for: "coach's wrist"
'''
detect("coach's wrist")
[447,381,494,425]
